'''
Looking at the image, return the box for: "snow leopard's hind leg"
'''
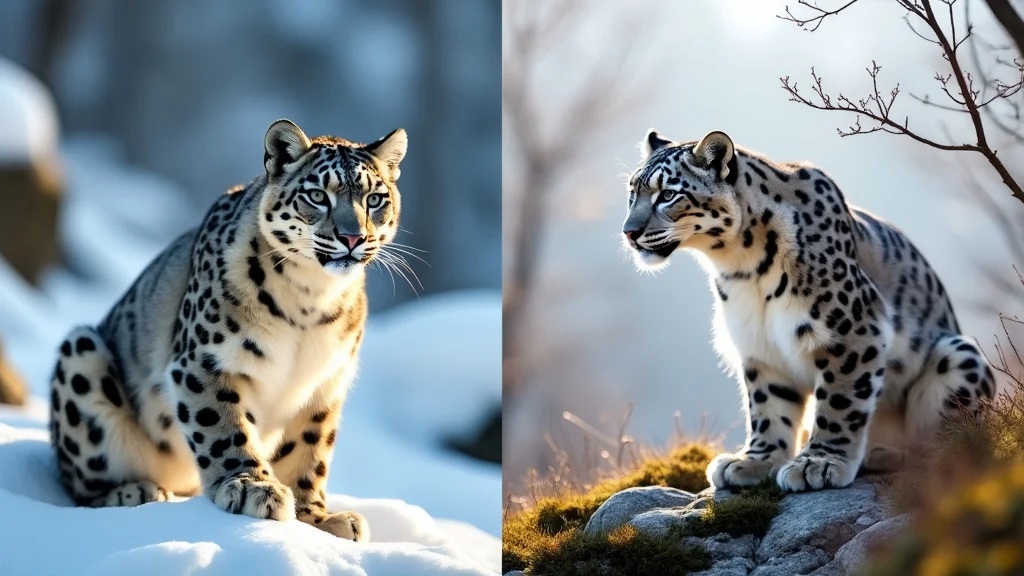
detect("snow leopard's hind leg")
[49,326,172,507]
[905,334,995,441]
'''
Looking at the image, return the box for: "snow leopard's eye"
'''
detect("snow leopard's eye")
[658,190,677,203]
[366,193,384,209]
[306,190,329,207]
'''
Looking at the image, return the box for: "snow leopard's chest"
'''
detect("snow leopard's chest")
[234,322,360,429]
[712,275,825,391]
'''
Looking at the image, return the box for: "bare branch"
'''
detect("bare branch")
[781,64,981,150]
[781,0,1024,205]
[778,0,862,32]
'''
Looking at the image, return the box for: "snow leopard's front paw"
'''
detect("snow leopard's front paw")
[776,455,857,492]
[707,452,781,489]
[309,510,370,542]
[211,473,296,521]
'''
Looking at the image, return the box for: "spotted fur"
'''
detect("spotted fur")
[49,119,409,539]
[622,130,995,492]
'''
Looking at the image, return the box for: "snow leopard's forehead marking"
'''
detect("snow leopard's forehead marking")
[632,143,699,192]
[290,142,388,196]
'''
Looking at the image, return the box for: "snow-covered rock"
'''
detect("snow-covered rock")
[0,56,58,164]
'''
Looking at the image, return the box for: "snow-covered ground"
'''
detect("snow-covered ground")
[0,130,501,575]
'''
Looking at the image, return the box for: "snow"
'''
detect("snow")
[0,412,494,576]
[0,131,501,574]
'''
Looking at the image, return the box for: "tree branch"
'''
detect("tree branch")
[780,0,1024,206]
[985,0,1024,59]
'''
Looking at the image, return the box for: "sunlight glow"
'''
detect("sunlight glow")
[715,0,791,40]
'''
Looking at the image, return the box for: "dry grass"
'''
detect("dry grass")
[864,289,1024,575]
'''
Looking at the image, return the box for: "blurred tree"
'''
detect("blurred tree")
[502,0,642,400]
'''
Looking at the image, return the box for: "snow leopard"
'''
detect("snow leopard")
[49,118,409,540]
[621,129,994,492]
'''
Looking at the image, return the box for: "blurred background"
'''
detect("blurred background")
[503,0,1024,502]
[0,0,501,538]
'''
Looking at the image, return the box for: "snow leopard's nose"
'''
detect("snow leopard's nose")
[623,227,644,242]
[339,235,365,250]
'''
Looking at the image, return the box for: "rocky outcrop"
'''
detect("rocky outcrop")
[0,57,63,286]
[542,477,904,576]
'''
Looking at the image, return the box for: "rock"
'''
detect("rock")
[0,57,63,286]
[750,545,831,576]
[806,562,848,576]
[689,486,738,510]
[755,479,883,563]
[583,485,697,535]
[628,507,704,537]
[682,533,759,562]
[503,571,525,576]
[579,476,901,576]
[0,340,27,406]
[690,556,756,576]
[829,513,912,573]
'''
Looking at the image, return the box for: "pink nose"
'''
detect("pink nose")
[339,235,364,250]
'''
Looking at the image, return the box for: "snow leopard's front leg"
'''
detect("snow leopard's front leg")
[707,361,805,489]
[169,358,295,520]
[777,338,886,492]
[271,384,368,542]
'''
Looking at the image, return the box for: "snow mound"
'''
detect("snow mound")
[0,406,498,576]
[0,57,59,164]
[359,289,501,447]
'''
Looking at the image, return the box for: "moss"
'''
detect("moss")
[503,444,713,573]
[528,444,714,536]
[684,481,783,538]
[528,525,712,576]
[503,444,785,575]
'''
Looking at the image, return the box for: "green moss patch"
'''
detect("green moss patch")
[682,481,783,539]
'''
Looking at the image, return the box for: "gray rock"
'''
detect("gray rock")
[628,507,704,537]
[682,533,759,562]
[755,479,883,563]
[502,572,525,576]
[806,562,848,576]
[689,556,756,576]
[583,485,697,535]
[751,545,831,576]
[830,513,912,573]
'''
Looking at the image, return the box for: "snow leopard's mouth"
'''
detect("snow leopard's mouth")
[638,240,680,259]
[315,251,364,268]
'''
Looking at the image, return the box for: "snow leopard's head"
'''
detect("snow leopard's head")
[258,119,407,279]
[622,130,741,270]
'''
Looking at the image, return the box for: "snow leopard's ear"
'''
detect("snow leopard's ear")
[365,128,408,181]
[640,129,672,161]
[692,131,736,183]
[264,119,312,178]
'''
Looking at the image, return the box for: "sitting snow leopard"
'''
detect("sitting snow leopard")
[49,119,409,540]
[621,129,995,492]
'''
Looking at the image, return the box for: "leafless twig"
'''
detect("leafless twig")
[780,0,1024,205]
